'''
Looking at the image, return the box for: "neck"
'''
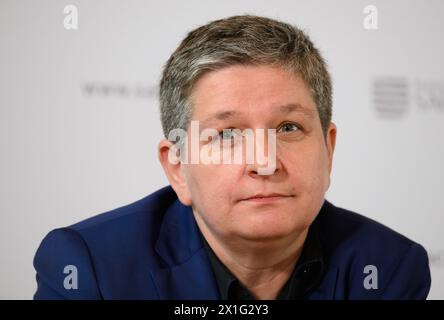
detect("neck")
[195,216,309,300]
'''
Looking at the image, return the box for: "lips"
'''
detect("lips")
[241,193,293,203]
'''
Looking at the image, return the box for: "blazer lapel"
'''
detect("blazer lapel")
[307,200,340,300]
[306,265,339,299]
[151,200,220,299]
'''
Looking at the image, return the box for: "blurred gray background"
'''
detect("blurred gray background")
[1,0,443,299]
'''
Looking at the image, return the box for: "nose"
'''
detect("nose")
[244,128,281,177]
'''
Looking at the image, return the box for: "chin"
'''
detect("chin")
[234,217,304,242]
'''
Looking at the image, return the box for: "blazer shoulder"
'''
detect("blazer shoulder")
[317,201,431,299]
[69,185,177,234]
[33,227,102,299]
[320,200,422,255]
[33,186,178,299]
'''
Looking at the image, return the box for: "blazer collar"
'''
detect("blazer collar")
[152,199,220,299]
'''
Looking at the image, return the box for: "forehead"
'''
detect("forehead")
[189,64,317,121]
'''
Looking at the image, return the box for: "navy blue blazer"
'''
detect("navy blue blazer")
[33,186,431,299]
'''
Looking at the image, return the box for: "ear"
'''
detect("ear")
[325,122,337,174]
[158,139,193,206]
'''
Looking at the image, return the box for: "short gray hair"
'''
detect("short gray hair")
[159,15,332,138]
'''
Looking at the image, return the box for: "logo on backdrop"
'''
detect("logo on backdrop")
[82,83,158,99]
[372,77,444,119]
[372,77,409,119]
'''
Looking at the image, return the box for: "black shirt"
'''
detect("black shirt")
[198,218,325,300]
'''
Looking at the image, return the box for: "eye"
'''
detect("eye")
[277,122,301,133]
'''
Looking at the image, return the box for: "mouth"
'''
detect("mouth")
[241,193,293,204]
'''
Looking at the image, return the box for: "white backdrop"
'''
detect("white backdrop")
[1,0,443,299]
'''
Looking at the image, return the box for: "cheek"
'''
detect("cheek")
[185,164,241,211]
[284,144,330,194]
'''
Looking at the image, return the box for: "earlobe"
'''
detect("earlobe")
[158,140,193,206]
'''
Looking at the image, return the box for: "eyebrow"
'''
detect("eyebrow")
[200,103,315,127]
[276,103,315,118]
